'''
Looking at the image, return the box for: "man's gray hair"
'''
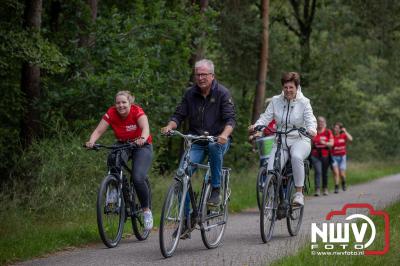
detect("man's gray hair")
[195,59,215,74]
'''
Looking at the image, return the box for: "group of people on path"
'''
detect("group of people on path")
[84,58,350,237]
[311,116,353,196]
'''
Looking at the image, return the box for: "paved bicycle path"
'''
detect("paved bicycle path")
[16,174,400,266]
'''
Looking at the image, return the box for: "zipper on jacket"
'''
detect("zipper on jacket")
[201,96,207,132]
[285,100,290,131]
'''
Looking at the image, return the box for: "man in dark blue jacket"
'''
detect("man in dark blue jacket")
[161,59,235,207]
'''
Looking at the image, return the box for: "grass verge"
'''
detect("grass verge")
[308,159,400,194]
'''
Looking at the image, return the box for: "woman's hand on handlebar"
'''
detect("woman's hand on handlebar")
[85,141,95,149]
[135,137,146,146]
[306,129,317,137]
[248,124,256,134]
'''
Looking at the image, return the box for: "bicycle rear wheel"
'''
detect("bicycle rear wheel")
[201,183,228,249]
[256,166,268,211]
[260,174,277,243]
[286,179,304,236]
[97,174,125,248]
[159,179,184,258]
[131,178,152,241]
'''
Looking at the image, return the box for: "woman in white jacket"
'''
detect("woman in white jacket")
[249,72,317,206]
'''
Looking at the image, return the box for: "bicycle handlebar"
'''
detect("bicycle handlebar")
[254,125,312,139]
[83,142,139,151]
[161,130,218,142]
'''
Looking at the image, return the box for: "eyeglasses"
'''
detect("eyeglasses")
[195,73,213,79]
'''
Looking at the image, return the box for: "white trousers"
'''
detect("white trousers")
[267,137,311,188]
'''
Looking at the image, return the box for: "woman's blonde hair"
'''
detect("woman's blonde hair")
[115,90,135,104]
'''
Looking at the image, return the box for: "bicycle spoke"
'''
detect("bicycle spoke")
[160,181,183,258]
[97,175,125,248]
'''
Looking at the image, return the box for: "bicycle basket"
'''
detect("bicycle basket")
[255,135,275,159]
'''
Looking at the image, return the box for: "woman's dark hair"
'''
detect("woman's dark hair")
[334,122,343,128]
[281,72,300,87]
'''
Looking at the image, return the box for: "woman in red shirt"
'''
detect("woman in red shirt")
[331,122,353,193]
[311,116,333,196]
[86,91,153,231]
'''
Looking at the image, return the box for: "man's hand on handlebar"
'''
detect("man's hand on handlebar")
[217,134,228,145]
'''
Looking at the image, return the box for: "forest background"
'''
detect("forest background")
[1,0,400,263]
[1,0,400,246]
[2,0,400,183]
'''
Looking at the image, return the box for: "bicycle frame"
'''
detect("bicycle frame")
[167,130,228,229]
[257,126,311,211]
[173,134,212,228]
[93,143,143,218]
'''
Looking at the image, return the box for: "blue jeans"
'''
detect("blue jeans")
[331,155,347,171]
[180,139,231,215]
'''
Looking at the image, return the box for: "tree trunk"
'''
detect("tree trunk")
[50,1,61,32]
[20,0,42,146]
[251,0,270,124]
[278,0,316,86]
[78,0,98,48]
[189,0,208,82]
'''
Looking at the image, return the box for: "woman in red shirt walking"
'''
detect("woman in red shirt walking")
[311,116,333,196]
[331,122,353,193]
[86,91,154,232]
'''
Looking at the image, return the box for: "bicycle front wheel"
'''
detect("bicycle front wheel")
[159,179,184,258]
[260,174,277,243]
[97,174,125,248]
[131,178,151,241]
[201,183,228,249]
[286,179,304,236]
[256,166,268,211]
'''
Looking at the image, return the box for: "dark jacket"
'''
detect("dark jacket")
[170,80,236,136]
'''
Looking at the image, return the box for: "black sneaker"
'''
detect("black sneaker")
[172,213,196,239]
[207,188,221,206]
[342,181,347,191]
[334,185,339,194]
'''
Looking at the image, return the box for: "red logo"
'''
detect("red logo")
[311,203,390,256]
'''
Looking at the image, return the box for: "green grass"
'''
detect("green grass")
[0,211,98,265]
[308,159,400,194]
[1,140,399,266]
[271,200,400,266]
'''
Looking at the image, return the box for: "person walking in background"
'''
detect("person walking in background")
[331,122,353,193]
[311,116,333,196]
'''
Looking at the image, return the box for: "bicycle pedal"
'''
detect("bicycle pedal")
[180,231,191,240]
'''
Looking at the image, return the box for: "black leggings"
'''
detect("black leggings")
[108,144,153,209]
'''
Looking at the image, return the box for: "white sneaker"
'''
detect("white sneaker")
[143,210,153,231]
[293,192,304,206]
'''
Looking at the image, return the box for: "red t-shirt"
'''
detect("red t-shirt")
[102,105,152,143]
[331,133,347,156]
[263,120,276,136]
[311,128,333,157]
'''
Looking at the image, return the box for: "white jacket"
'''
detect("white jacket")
[255,86,317,138]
